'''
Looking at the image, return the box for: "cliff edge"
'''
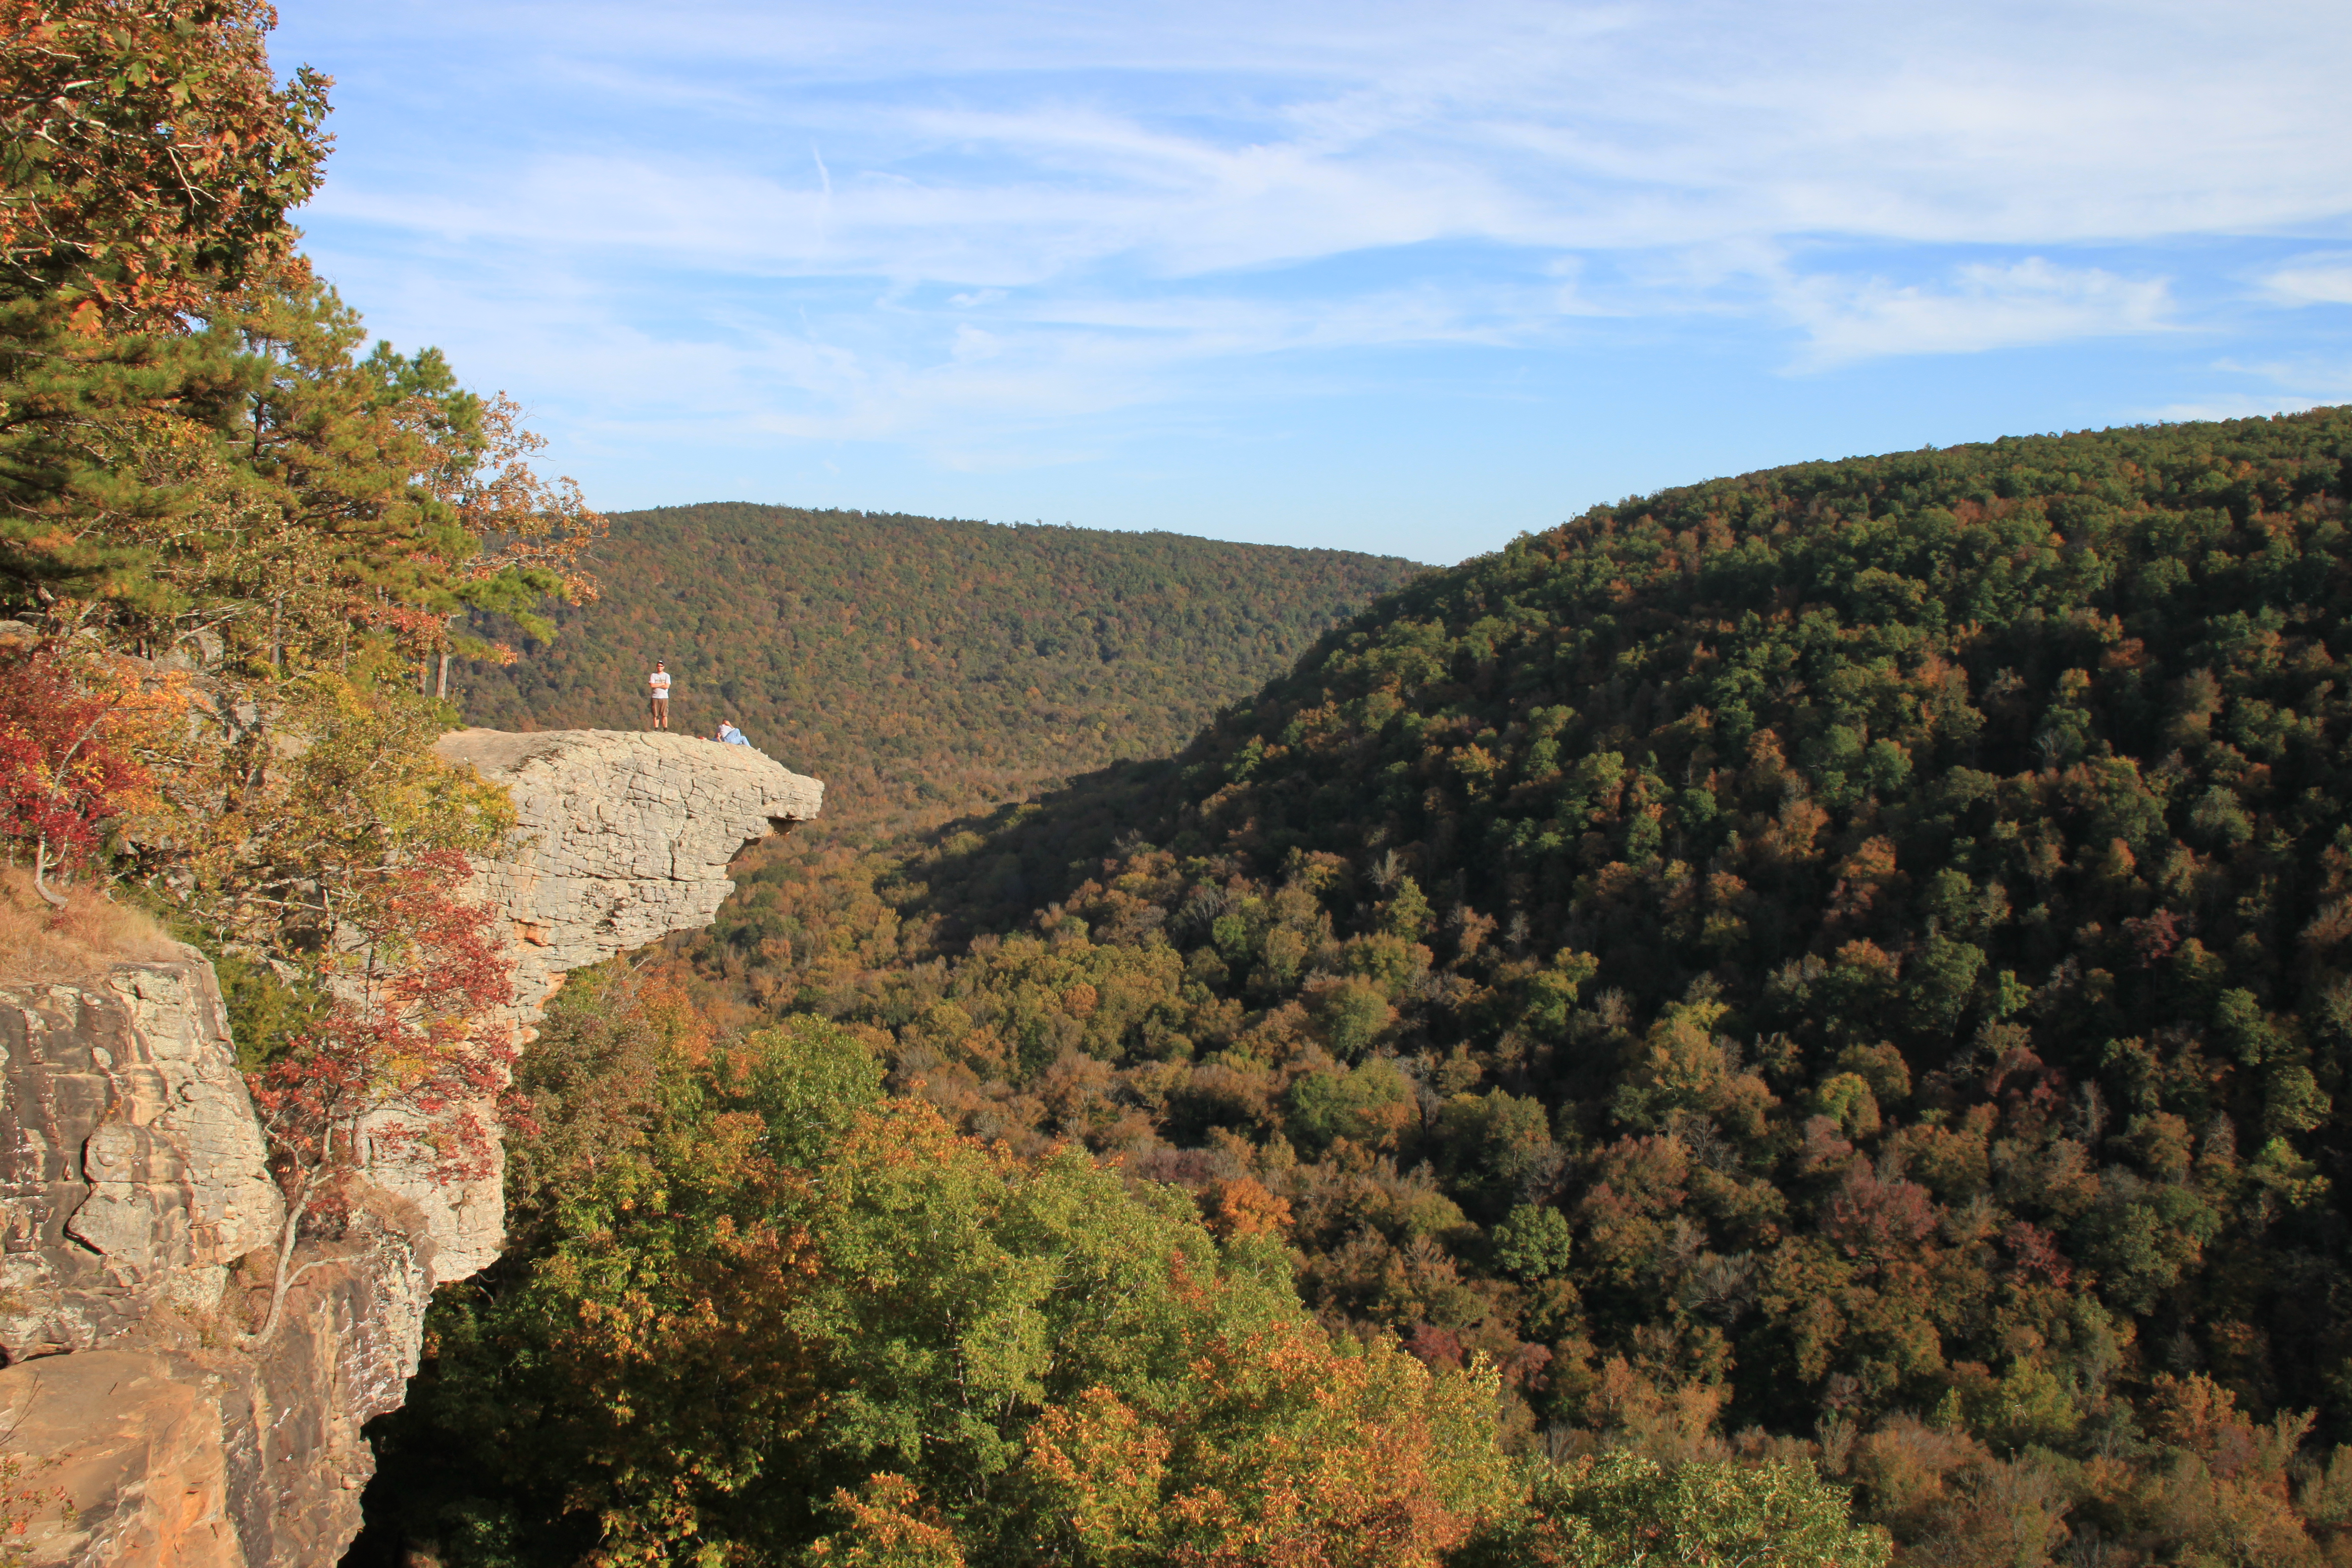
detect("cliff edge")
[431,727,825,1039]
[403,729,824,1279]
[0,730,821,1567]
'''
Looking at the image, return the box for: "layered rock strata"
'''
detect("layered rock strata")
[0,957,424,1567]
[0,730,821,1567]
[0,958,281,1357]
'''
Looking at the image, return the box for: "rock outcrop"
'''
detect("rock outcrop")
[431,727,825,1039]
[406,729,824,1278]
[0,957,426,1568]
[0,730,821,1567]
[0,958,281,1358]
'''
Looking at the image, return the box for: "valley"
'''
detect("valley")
[363,407,2352,1566]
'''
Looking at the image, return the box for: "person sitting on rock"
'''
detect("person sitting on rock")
[715,719,752,747]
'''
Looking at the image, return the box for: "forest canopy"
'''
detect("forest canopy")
[511,405,2352,1568]
[20,6,2352,1566]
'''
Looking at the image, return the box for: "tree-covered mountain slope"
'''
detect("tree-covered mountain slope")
[706,408,2352,1456]
[452,503,1425,821]
[373,408,2352,1565]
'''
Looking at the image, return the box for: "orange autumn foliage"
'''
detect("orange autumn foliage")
[1022,1325,1509,1568]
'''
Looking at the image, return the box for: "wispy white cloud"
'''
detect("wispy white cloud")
[310,0,2352,281]
[2262,255,2352,306]
[275,0,2352,538]
[2135,347,2352,426]
[1780,258,2175,369]
[315,225,1549,464]
[2210,355,2352,402]
[2143,396,2323,423]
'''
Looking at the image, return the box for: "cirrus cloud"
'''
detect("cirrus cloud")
[274,0,2352,555]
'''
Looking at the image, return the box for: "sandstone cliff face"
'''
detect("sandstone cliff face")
[0,958,423,1568]
[0,958,281,1357]
[0,730,821,1567]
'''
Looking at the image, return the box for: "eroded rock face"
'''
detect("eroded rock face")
[0,964,434,1568]
[404,728,824,1277]
[432,727,824,1036]
[0,957,283,1359]
[0,731,821,1567]
[0,1200,433,1568]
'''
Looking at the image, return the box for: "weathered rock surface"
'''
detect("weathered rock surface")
[0,957,282,1359]
[0,730,820,1567]
[0,964,435,1567]
[432,727,824,1037]
[0,1209,430,1568]
[407,729,823,1277]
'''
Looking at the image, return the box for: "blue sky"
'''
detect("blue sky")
[274,0,2352,565]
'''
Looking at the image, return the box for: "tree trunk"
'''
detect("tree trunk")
[436,652,450,700]
[30,840,67,908]
[244,1168,312,1347]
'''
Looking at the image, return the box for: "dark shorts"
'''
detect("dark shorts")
[649,696,668,714]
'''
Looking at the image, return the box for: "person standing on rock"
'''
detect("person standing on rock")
[647,663,672,730]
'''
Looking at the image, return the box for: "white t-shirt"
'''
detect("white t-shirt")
[649,671,672,700]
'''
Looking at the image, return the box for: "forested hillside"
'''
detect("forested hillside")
[453,503,1424,821]
[370,406,2352,1565]
[863,408,2352,1446]
[357,971,1885,1568]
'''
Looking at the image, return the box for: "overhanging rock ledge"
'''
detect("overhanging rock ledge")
[409,729,825,1278]
[432,728,825,1038]
[0,729,821,1568]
